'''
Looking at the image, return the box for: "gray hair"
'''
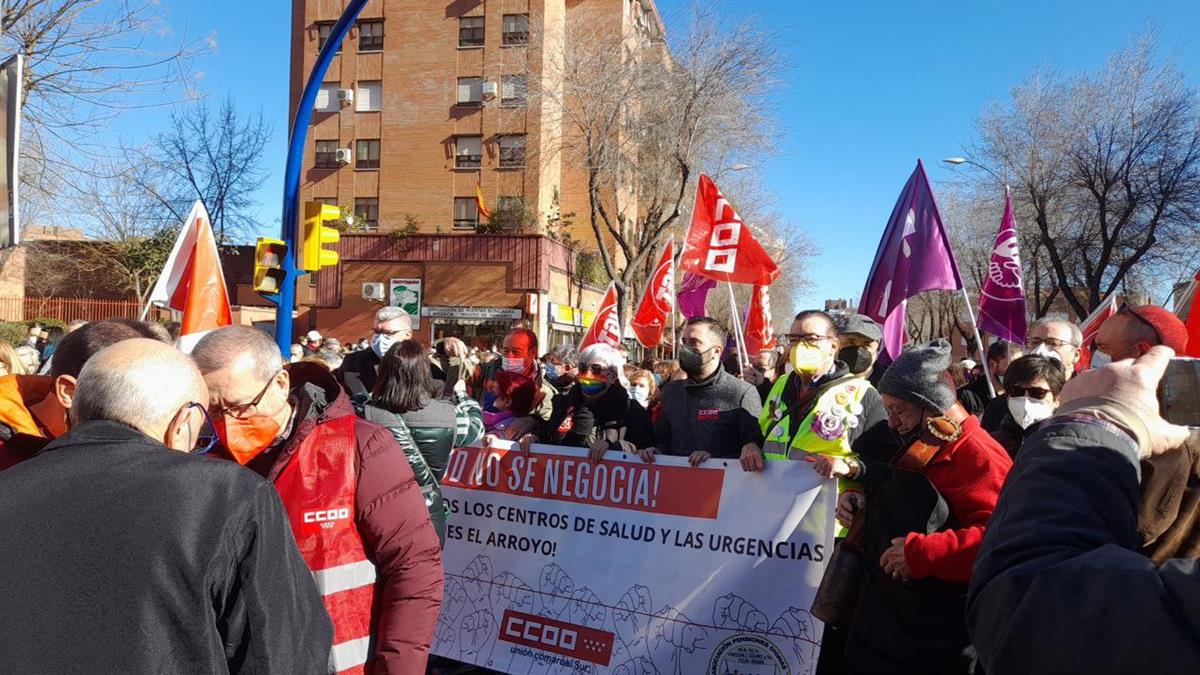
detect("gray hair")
[192,326,285,381]
[549,343,579,367]
[71,339,206,432]
[1030,318,1083,347]
[579,343,627,385]
[376,306,412,326]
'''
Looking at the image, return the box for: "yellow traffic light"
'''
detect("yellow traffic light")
[299,201,341,272]
[253,238,288,295]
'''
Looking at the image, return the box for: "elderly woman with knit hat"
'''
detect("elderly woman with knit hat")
[820,338,1012,674]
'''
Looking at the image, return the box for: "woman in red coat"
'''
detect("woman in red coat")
[818,339,1011,674]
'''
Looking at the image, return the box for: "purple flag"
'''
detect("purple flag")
[677,271,716,319]
[858,160,964,359]
[977,191,1027,345]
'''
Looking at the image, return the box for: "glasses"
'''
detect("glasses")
[373,327,408,338]
[1119,302,1162,344]
[580,364,609,376]
[210,371,281,420]
[1027,337,1078,350]
[783,334,834,347]
[188,402,219,454]
[1008,384,1053,401]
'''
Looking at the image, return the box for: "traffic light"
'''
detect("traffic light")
[299,201,341,272]
[253,238,288,295]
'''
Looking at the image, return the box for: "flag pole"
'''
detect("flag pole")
[960,286,996,398]
[726,281,748,374]
[670,237,678,361]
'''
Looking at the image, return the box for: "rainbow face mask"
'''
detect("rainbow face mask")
[577,375,609,396]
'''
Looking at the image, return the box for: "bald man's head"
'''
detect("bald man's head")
[71,339,209,450]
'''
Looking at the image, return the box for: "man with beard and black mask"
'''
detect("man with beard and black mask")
[758,311,889,485]
[640,317,764,469]
[336,306,414,400]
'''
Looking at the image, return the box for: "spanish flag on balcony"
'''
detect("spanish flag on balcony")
[476,185,491,221]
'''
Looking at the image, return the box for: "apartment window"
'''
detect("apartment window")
[316,197,338,206]
[502,14,529,46]
[355,198,379,232]
[499,135,526,168]
[459,16,484,47]
[456,77,483,105]
[454,197,479,230]
[356,139,380,169]
[314,83,339,112]
[501,75,527,106]
[454,136,482,168]
[356,81,381,112]
[316,22,340,52]
[315,140,339,169]
[358,20,384,51]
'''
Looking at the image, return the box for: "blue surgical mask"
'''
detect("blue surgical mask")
[545,363,560,381]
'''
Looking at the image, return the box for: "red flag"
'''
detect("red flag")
[743,284,777,353]
[1185,272,1200,358]
[631,239,675,348]
[1076,294,1118,370]
[679,175,779,285]
[147,201,232,341]
[579,282,622,350]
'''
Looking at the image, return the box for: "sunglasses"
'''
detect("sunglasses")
[580,364,609,376]
[1008,384,1053,401]
[1119,302,1162,344]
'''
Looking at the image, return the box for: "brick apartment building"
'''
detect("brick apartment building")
[289,0,665,348]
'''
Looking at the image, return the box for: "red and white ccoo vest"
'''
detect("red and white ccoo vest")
[275,415,377,674]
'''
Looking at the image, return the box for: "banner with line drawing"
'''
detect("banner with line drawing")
[431,443,836,675]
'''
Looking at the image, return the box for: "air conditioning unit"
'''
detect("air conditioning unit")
[337,88,354,106]
[362,282,385,301]
[482,81,499,100]
[335,148,353,164]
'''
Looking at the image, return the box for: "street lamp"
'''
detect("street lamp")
[942,156,1007,186]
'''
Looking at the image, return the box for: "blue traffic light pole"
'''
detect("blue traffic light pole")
[272,0,371,355]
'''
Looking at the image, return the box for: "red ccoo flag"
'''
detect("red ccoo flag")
[579,282,622,350]
[743,284,777,353]
[1185,271,1200,357]
[146,201,232,349]
[679,175,779,285]
[631,238,675,348]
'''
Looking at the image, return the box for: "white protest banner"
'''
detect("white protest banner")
[432,444,835,675]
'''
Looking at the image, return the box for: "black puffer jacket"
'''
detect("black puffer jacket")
[541,382,655,449]
[361,403,448,546]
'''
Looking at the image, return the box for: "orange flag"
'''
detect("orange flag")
[147,201,232,340]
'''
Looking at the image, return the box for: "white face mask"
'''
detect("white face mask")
[628,385,649,406]
[1090,350,1112,369]
[1031,343,1063,363]
[502,357,527,374]
[1007,395,1055,430]
[371,333,395,358]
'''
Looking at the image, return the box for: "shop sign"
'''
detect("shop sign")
[390,278,422,329]
[548,302,595,328]
[422,306,524,321]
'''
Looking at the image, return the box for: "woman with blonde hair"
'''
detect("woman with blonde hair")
[0,342,27,376]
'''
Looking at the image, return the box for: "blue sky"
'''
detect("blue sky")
[118,0,1200,310]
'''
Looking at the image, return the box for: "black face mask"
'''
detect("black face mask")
[838,346,874,375]
[678,345,708,377]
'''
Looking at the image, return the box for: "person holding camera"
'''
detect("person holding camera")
[968,346,1198,673]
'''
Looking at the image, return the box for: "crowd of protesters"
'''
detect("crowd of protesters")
[0,300,1196,674]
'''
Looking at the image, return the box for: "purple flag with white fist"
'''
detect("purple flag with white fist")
[858,160,964,359]
[677,271,716,320]
[977,191,1027,345]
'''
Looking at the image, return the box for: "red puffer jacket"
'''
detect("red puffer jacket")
[238,362,444,673]
[902,415,1013,583]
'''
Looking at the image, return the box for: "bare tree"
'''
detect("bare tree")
[531,5,783,324]
[961,36,1200,318]
[134,96,271,243]
[2,0,206,215]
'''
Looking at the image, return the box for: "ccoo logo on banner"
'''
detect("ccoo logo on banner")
[431,444,835,674]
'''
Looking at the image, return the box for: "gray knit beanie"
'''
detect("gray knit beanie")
[879,338,956,412]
